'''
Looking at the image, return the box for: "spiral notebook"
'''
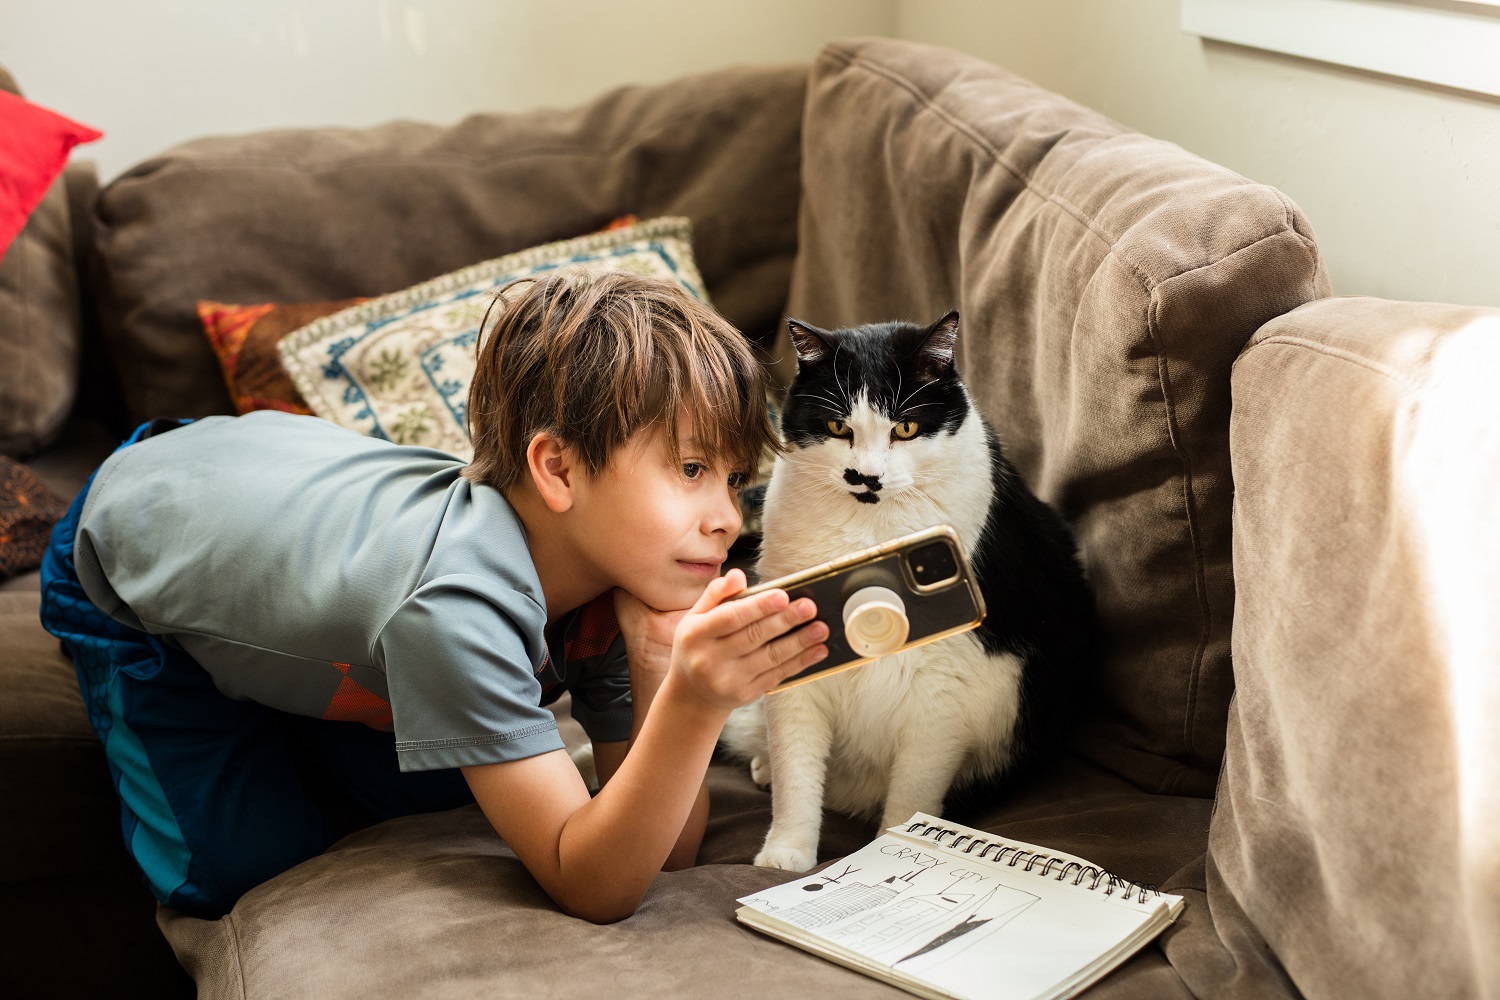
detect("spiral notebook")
[735,813,1183,1000]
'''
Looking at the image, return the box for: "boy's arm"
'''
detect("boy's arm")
[593,588,708,868]
[462,572,826,923]
[591,662,708,870]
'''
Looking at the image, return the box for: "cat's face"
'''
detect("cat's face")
[777,312,969,506]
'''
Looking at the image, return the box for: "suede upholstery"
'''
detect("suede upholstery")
[1217,296,1500,999]
[1,37,1496,1000]
[0,67,85,458]
[93,64,807,424]
[782,39,1330,796]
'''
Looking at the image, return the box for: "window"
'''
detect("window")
[1181,0,1500,98]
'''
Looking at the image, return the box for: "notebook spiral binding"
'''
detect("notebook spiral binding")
[904,820,1162,904]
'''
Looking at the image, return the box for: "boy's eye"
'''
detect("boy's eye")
[727,471,750,490]
[682,463,705,480]
[826,419,853,438]
[892,421,920,440]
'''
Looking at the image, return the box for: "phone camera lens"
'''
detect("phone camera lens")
[907,541,958,587]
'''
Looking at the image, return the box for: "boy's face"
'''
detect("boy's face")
[569,415,746,611]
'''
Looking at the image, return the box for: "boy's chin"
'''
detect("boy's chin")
[631,577,713,614]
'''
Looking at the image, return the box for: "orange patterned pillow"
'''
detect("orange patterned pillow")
[197,298,365,415]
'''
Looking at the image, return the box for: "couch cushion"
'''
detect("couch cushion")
[0,590,133,883]
[93,64,806,424]
[1217,296,1500,999]
[782,38,1330,795]
[160,752,1211,1000]
[0,67,85,459]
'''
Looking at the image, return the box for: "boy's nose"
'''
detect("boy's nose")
[708,487,743,537]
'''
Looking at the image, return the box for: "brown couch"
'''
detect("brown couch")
[4,37,1496,999]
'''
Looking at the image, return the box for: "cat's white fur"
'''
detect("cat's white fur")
[721,390,1024,872]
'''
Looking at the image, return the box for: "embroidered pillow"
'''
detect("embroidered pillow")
[277,216,708,458]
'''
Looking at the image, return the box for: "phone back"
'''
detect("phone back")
[759,528,985,691]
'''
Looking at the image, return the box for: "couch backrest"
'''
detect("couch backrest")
[0,65,85,459]
[783,38,1330,794]
[92,64,807,424]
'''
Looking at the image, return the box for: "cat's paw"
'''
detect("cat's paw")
[754,842,817,872]
[750,754,772,787]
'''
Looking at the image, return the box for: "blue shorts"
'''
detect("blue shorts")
[39,419,473,919]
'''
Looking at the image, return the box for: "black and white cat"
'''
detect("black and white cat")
[721,311,1095,872]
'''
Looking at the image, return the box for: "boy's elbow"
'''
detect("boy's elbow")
[553,888,642,925]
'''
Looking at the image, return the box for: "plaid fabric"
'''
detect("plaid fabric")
[0,456,67,578]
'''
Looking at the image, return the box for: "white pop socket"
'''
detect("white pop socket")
[841,586,910,658]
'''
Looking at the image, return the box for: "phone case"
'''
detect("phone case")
[743,525,987,691]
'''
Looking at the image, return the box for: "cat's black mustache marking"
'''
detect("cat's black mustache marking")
[853,492,880,505]
[843,469,883,492]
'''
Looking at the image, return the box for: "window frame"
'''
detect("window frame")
[1181,0,1500,99]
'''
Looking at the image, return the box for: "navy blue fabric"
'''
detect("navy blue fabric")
[39,419,473,919]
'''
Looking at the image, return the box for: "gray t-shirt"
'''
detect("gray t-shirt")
[74,411,633,771]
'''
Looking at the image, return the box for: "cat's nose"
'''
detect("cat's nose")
[843,468,882,492]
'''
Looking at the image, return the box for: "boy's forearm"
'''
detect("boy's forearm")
[626,664,709,868]
[553,673,725,919]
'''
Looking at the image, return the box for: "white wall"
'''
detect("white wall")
[1,0,897,183]
[896,0,1500,308]
[5,0,1496,308]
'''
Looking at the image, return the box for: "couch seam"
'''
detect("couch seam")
[1142,288,1215,791]
[224,909,248,1000]
[1239,334,1428,392]
[0,734,101,745]
[823,44,1310,295]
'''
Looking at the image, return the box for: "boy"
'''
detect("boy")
[40,269,829,923]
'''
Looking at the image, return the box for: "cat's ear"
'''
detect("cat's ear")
[920,311,960,367]
[787,319,834,365]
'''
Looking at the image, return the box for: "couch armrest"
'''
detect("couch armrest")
[1213,296,1500,998]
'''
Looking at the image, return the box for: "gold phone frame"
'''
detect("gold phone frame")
[742,524,988,692]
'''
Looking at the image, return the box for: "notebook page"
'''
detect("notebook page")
[737,815,1179,1000]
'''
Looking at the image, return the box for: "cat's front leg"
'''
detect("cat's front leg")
[880,730,971,829]
[755,688,834,872]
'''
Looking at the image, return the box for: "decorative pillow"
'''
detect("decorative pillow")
[0,457,68,579]
[278,215,709,458]
[196,298,366,415]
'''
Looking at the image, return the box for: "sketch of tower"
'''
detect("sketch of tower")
[778,875,909,930]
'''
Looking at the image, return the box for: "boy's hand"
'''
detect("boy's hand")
[612,587,684,682]
[669,568,828,712]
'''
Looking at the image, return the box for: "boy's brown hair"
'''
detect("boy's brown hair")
[464,268,779,493]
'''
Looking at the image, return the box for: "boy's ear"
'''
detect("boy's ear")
[525,431,576,513]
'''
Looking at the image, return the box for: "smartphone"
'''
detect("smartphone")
[741,524,986,692]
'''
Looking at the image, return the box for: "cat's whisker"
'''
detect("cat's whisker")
[896,377,941,411]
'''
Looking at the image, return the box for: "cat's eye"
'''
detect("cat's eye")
[826,419,853,438]
[893,421,920,440]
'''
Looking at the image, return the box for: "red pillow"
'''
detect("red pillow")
[0,90,101,258]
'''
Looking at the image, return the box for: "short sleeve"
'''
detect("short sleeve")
[377,577,563,772]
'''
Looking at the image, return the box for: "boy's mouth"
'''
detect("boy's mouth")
[676,558,725,579]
